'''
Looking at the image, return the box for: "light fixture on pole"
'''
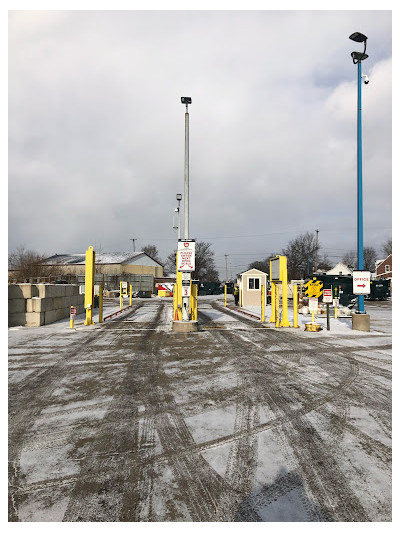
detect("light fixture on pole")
[175,193,182,240]
[349,31,369,314]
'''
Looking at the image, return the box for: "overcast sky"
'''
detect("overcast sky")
[8,8,392,278]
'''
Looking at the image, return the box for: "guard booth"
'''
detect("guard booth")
[237,268,268,306]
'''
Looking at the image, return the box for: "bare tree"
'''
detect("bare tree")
[381,239,392,257]
[248,255,277,274]
[8,247,61,282]
[141,244,162,264]
[281,232,320,280]
[363,246,377,272]
[343,247,377,272]
[342,251,357,270]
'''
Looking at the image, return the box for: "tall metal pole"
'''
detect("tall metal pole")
[224,254,228,281]
[315,229,319,273]
[184,104,189,239]
[357,60,365,313]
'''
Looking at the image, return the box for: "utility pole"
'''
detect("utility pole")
[130,238,136,252]
[181,97,192,321]
[224,254,229,282]
[315,230,319,273]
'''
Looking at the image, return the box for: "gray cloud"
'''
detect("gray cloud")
[8,10,392,276]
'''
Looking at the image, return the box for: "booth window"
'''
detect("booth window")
[248,277,260,290]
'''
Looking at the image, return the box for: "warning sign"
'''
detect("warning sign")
[305,279,323,298]
[177,240,195,272]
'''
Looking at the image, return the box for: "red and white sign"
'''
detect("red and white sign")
[309,297,319,312]
[352,271,371,295]
[70,306,77,316]
[177,240,195,272]
[182,286,190,297]
[322,289,333,303]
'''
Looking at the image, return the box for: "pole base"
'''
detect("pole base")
[172,320,198,333]
[352,313,370,332]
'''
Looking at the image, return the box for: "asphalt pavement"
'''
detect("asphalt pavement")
[8,297,392,522]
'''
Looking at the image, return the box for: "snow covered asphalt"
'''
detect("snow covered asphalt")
[8,296,391,521]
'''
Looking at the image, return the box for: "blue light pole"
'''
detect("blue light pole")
[349,32,369,313]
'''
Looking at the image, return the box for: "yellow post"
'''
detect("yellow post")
[275,283,280,328]
[84,246,95,326]
[312,311,315,324]
[293,284,299,328]
[239,287,242,307]
[335,306,338,319]
[129,285,132,306]
[70,306,76,328]
[99,284,103,323]
[261,284,265,323]
[279,256,290,327]
[190,282,198,321]
[119,281,123,310]
[270,282,276,323]
[224,283,227,307]
[176,251,183,321]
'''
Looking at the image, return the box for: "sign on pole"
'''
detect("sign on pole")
[177,240,195,272]
[309,297,319,312]
[352,271,371,295]
[305,279,323,298]
[332,298,339,308]
[323,289,333,303]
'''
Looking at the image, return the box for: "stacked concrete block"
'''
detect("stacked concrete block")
[8,284,84,327]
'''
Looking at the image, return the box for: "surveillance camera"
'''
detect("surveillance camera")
[363,74,370,84]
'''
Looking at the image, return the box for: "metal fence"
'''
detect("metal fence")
[9,273,154,293]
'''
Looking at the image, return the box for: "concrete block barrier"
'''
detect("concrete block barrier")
[8,284,35,299]
[8,284,83,327]
[8,299,26,314]
[25,312,45,327]
[8,312,28,327]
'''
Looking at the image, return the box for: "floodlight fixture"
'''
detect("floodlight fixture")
[176,193,182,201]
[349,32,368,43]
[349,32,368,63]
[181,97,192,104]
[351,51,369,63]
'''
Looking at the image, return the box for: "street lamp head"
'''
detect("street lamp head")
[181,97,192,105]
[349,32,368,43]
[176,193,182,201]
[351,51,369,64]
[349,32,368,64]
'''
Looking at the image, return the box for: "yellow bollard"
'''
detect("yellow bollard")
[293,284,300,328]
[130,285,132,307]
[270,282,276,323]
[70,306,76,328]
[84,246,95,326]
[224,284,227,307]
[279,256,290,327]
[312,311,315,324]
[120,281,123,310]
[275,283,280,328]
[239,287,242,307]
[99,285,103,323]
[335,306,338,319]
[261,284,265,323]
[190,282,198,321]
